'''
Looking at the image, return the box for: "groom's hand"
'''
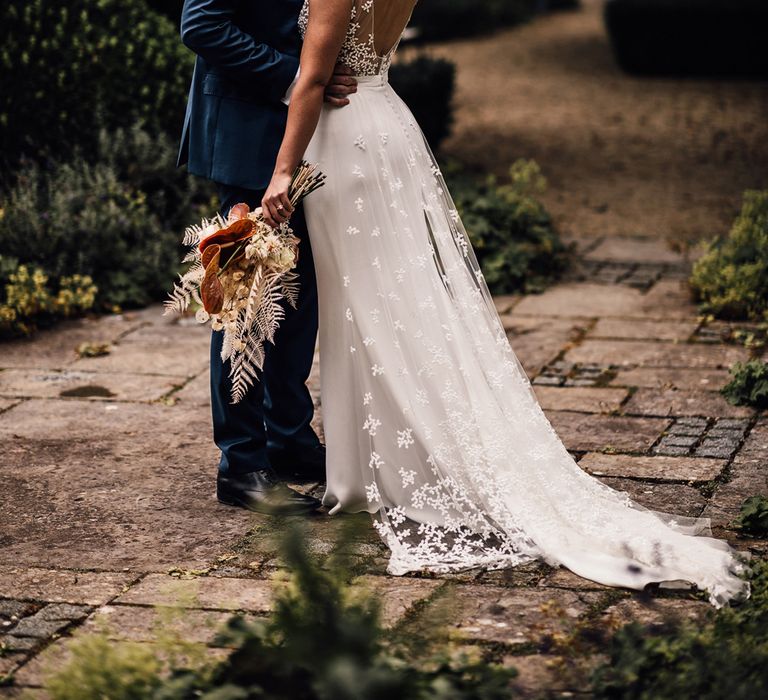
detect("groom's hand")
[324,63,357,107]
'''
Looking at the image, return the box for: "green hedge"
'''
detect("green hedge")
[410,0,537,41]
[0,127,214,318]
[690,190,768,321]
[390,56,456,152]
[0,0,191,171]
[446,160,569,294]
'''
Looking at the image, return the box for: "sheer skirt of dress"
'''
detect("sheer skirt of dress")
[302,73,750,608]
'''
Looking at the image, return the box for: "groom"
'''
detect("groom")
[178,0,356,515]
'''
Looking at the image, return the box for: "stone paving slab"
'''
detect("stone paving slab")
[601,597,713,628]
[113,573,438,629]
[579,452,724,481]
[596,478,708,518]
[0,567,132,605]
[582,237,685,265]
[0,399,249,571]
[739,416,768,459]
[173,371,211,407]
[565,339,749,369]
[354,576,442,627]
[0,398,20,413]
[548,412,670,453]
[504,318,588,376]
[504,653,598,697]
[639,280,701,317]
[81,604,235,644]
[623,388,754,419]
[115,573,273,612]
[589,318,698,342]
[610,366,732,391]
[10,636,229,689]
[703,423,768,531]
[448,586,599,646]
[0,368,187,403]
[493,295,521,315]
[70,328,209,378]
[0,314,145,371]
[534,386,628,414]
[0,654,27,679]
[513,283,648,318]
[538,568,613,591]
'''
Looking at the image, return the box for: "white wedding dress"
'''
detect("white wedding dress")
[300,0,749,607]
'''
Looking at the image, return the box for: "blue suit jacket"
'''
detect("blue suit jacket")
[178,0,303,191]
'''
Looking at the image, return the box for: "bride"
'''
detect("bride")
[259,0,749,607]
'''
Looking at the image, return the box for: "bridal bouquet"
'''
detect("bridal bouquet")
[165,161,325,403]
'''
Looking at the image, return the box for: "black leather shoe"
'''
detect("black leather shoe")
[268,444,326,482]
[217,470,320,515]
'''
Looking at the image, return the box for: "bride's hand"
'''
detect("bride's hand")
[262,172,295,229]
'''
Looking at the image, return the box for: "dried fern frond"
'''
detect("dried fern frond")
[166,161,325,402]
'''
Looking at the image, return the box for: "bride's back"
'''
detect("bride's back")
[300,0,418,76]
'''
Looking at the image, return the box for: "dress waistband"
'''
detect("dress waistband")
[354,72,389,87]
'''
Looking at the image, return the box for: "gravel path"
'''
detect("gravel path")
[417,0,768,243]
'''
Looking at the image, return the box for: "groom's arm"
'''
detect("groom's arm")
[180,0,299,103]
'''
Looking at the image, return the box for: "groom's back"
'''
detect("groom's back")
[178,0,304,191]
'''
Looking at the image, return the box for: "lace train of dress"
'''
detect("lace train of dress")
[300,0,750,607]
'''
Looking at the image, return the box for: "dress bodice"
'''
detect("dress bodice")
[299,0,416,77]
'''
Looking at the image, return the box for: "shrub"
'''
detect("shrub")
[446,159,569,294]
[591,559,767,700]
[390,56,456,151]
[0,0,192,171]
[44,522,518,699]
[721,359,768,409]
[604,0,768,78]
[690,191,768,321]
[731,496,768,538]
[410,0,537,41]
[0,127,213,311]
[0,258,97,338]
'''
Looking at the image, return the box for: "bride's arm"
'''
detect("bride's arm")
[262,0,354,228]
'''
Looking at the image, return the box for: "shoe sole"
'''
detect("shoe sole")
[217,489,320,516]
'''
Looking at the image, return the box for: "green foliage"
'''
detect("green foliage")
[0,0,192,170]
[411,0,536,41]
[690,190,768,321]
[732,496,768,537]
[591,559,766,700]
[45,522,518,700]
[0,126,214,313]
[0,257,97,337]
[390,56,456,152]
[721,359,768,409]
[447,160,568,294]
[46,634,164,700]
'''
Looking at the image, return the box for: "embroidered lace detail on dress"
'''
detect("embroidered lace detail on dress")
[299,0,410,77]
[298,0,751,609]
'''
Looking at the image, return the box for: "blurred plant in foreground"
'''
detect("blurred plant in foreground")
[591,559,766,700]
[44,521,518,699]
